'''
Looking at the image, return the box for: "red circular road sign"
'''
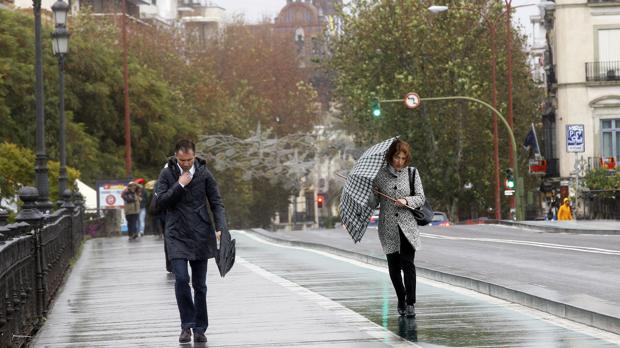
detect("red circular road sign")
[404,92,421,109]
[105,194,116,206]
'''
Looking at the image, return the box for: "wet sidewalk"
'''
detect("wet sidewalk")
[30,235,413,347]
[249,226,620,335]
[496,219,620,234]
[31,232,619,347]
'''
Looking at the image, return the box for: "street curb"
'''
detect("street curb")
[481,219,620,235]
[247,228,620,336]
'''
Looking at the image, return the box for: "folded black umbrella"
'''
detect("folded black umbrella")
[215,229,235,277]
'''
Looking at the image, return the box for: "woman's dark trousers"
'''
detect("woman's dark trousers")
[171,259,209,334]
[386,228,416,305]
[125,214,139,238]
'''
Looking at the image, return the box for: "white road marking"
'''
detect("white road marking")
[421,233,620,256]
[235,230,620,345]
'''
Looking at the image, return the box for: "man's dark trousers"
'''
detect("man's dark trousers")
[171,259,208,333]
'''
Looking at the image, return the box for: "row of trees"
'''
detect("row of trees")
[328,0,544,219]
[0,8,319,227]
[2,0,545,224]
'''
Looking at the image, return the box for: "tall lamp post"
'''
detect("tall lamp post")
[33,0,52,212]
[51,0,70,205]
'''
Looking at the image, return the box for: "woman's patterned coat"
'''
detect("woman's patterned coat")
[369,165,425,254]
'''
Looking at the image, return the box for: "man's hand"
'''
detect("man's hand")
[179,172,192,186]
[395,198,407,207]
[215,231,222,241]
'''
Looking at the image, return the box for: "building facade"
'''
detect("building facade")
[541,0,620,217]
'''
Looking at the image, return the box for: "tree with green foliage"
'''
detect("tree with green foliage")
[1,7,321,228]
[584,168,620,199]
[328,0,543,220]
[0,142,79,202]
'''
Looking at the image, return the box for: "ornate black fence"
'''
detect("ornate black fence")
[0,188,87,347]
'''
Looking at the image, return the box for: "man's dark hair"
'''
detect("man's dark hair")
[175,139,195,154]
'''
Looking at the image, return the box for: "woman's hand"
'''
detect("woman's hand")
[395,198,407,207]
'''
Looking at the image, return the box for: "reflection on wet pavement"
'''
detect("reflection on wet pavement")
[235,231,620,347]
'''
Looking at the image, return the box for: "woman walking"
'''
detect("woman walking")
[369,139,425,317]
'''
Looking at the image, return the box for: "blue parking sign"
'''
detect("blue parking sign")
[566,124,585,153]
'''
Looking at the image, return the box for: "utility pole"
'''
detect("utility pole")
[121,0,132,177]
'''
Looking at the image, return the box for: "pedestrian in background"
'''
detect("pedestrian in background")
[557,197,573,220]
[121,181,141,240]
[156,139,227,343]
[369,139,425,318]
[135,178,147,236]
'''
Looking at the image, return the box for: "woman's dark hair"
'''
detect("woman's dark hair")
[175,139,195,154]
[385,139,411,165]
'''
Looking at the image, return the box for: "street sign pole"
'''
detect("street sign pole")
[373,93,523,220]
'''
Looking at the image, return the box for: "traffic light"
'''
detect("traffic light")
[316,193,326,208]
[505,168,515,189]
[371,99,381,117]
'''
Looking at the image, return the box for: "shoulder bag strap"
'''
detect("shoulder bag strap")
[409,167,417,195]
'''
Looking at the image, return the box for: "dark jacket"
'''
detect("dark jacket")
[156,156,227,260]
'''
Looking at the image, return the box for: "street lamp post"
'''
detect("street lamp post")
[51,0,70,206]
[33,0,52,212]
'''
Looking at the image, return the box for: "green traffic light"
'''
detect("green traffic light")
[371,100,381,117]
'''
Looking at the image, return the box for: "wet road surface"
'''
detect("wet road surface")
[31,232,620,347]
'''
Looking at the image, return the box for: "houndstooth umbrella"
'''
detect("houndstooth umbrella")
[339,137,398,242]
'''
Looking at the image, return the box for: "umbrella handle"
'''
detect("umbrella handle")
[373,189,417,212]
[338,172,415,211]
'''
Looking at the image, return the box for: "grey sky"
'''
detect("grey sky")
[218,0,286,23]
[216,0,542,45]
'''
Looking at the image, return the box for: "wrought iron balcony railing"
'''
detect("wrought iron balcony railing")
[586,60,620,82]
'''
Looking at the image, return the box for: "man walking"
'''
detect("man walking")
[156,139,227,343]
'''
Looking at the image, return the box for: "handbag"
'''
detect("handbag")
[408,167,433,226]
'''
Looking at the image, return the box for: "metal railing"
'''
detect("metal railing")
[585,60,620,82]
[0,188,86,347]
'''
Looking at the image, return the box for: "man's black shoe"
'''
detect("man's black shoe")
[194,331,207,342]
[179,329,191,343]
[406,304,416,318]
[397,299,406,316]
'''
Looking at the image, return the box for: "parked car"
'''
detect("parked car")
[429,211,451,227]
[368,209,380,226]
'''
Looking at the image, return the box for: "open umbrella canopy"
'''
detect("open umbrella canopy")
[215,229,236,277]
[339,137,398,242]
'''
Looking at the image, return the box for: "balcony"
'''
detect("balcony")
[585,61,620,82]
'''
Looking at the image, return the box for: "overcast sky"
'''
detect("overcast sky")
[218,0,286,23]
[217,0,543,45]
